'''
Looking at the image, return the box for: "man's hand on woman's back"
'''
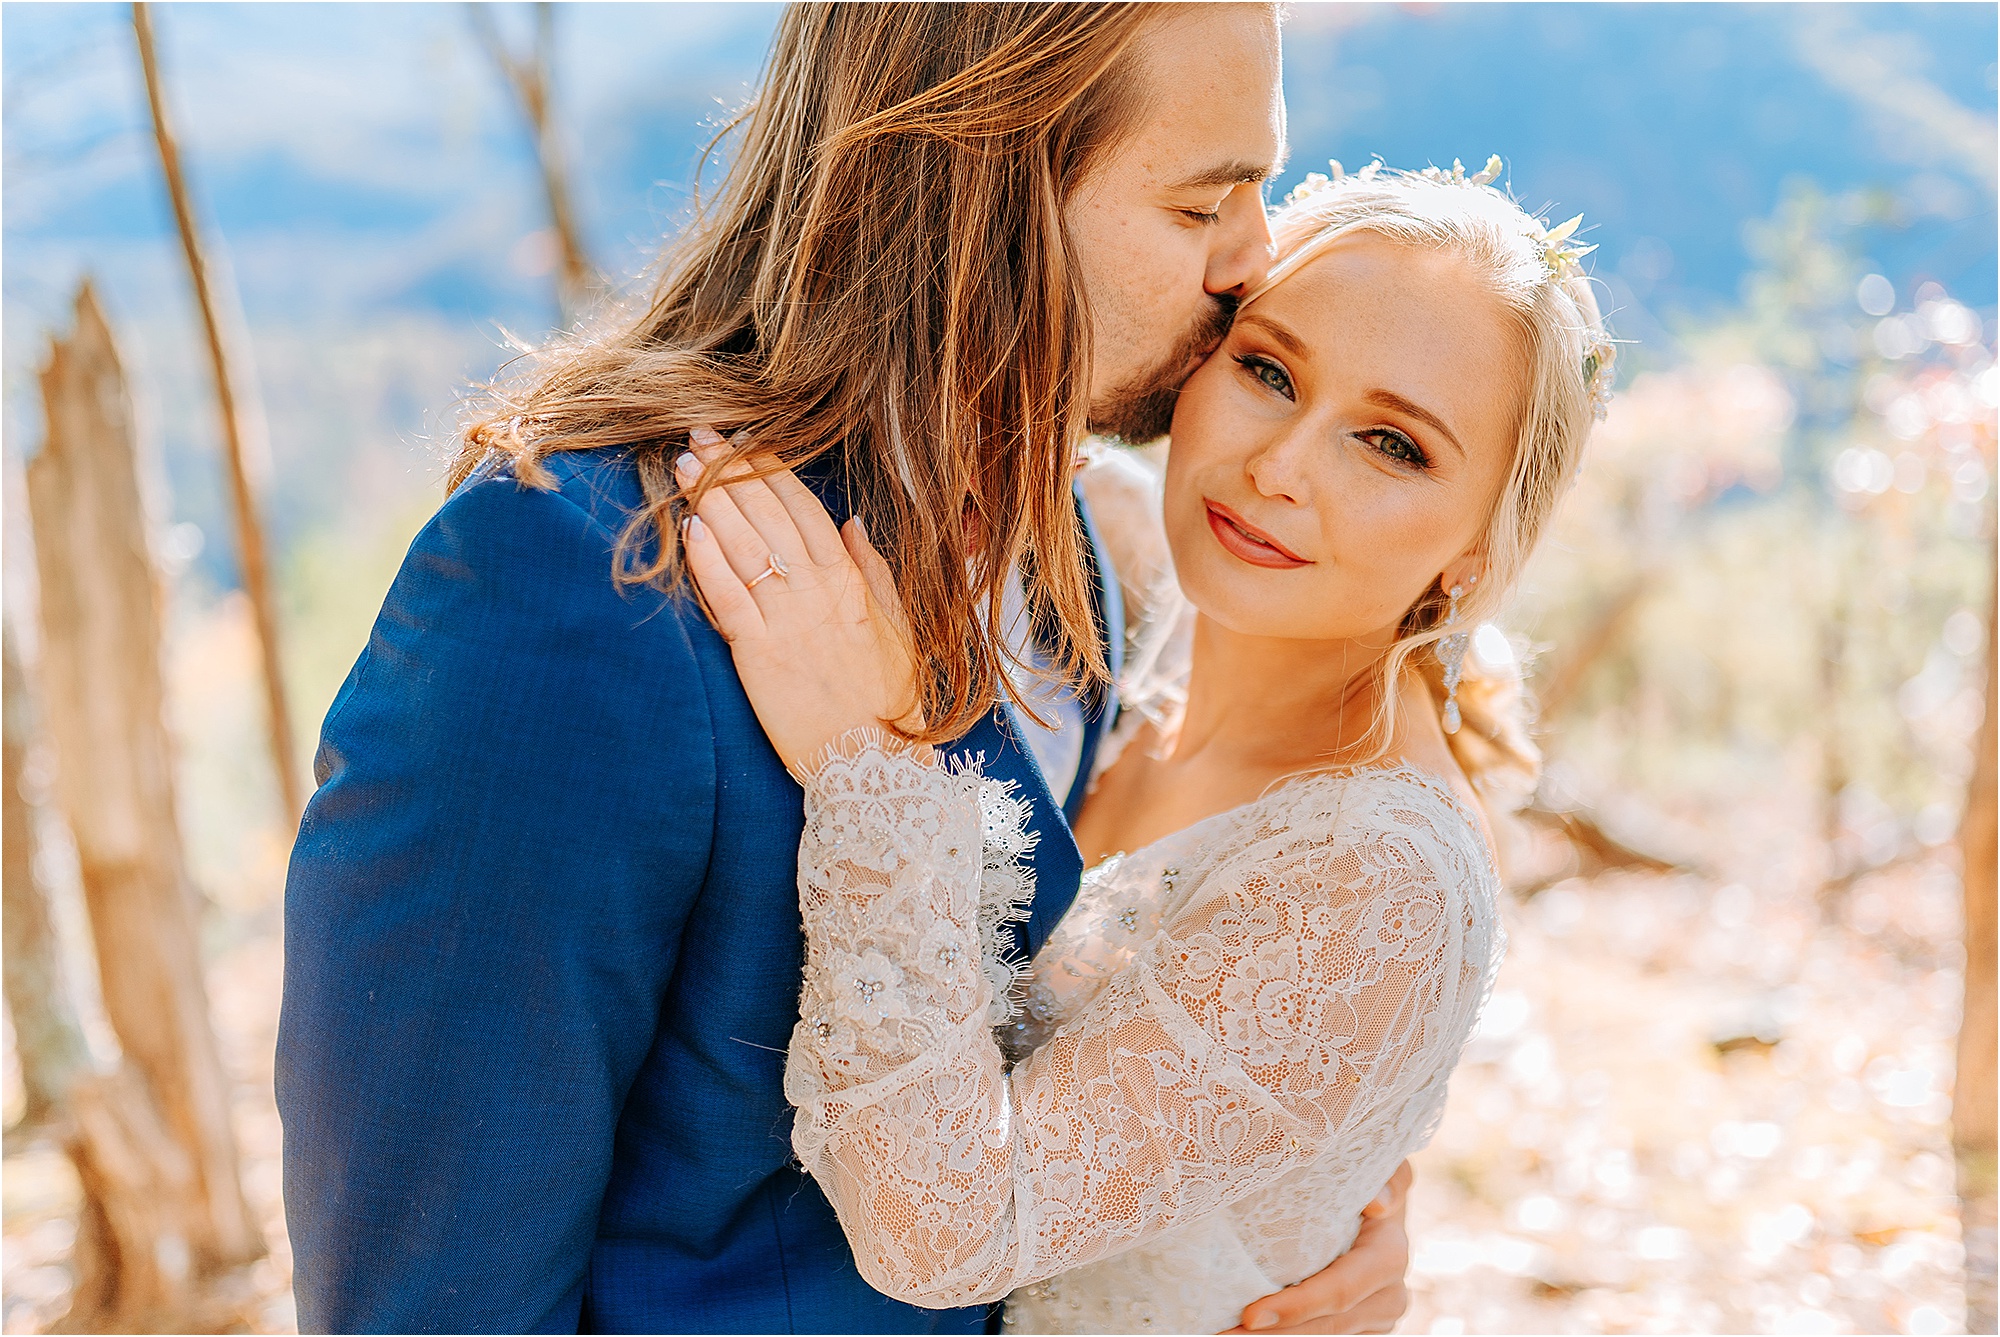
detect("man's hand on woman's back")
[1223,1160,1416,1334]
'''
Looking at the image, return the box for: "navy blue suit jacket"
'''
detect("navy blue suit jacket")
[277,447,1122,1333]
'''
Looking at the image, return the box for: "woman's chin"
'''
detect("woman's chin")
[1181,575,1325,642]
[1181,571,1402,648]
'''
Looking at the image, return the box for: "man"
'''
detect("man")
[278,5,1411,1332]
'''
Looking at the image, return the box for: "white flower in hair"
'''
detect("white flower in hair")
[1419,155,1505,188]
[1533,213,1597,280]
[1284,159,1348,206]
[1283,156,1402,207]
[1284,169,1333,207]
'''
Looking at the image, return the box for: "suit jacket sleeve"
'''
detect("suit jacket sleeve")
[276,469,716,1333]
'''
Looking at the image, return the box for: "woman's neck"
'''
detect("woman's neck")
[1073,608,1451,868]
[1165,612,1393,772]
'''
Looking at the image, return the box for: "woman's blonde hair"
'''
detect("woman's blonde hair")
[449,3,1168,743]
[1254,162,1615,802]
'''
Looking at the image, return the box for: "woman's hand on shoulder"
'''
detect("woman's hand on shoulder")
[678,429,923,773]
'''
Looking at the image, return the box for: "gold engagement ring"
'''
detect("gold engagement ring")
[746,551,791,589]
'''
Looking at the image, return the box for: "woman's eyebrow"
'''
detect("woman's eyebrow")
[1367,389,1467,459]
[1235,312,1308,359]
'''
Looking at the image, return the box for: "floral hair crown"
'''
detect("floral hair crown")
[1290,156,1597,281]
[1282,154,1615,420]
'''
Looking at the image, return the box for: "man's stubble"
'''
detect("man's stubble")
[1086,293,1239,446]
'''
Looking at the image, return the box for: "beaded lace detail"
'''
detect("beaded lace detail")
[787,732,1504,1330]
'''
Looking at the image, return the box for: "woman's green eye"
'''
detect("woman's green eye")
[1364,429,1431,469]
[1235,354,1294,398]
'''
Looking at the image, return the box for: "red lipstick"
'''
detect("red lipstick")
[1204,500,1311,569]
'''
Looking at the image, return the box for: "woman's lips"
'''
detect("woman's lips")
[1204,500,1311,569]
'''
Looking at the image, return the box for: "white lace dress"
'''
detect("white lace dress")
[785,735,1505,1334]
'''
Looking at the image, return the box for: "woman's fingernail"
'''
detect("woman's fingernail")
[851,513,868,542]
[690,426,724,447]
[676,451,700,479]
[1246,1312,1279,1331]
[685,515,706,540]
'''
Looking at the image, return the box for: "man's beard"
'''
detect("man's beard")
[1086,293,1238,445]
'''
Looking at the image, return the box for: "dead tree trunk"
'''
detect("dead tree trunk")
[133,2,300,826]
[1958,593,1997,1334]
[3,618,91,1134]
[59,1064,209,1333]
[25,280,261,1279]
[469,1,598,322]
[8,616,215,1331]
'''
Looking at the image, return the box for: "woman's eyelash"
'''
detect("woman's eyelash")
[1234,353,1294,399]
[1180,206,1223,226]
[1360,428,1433,471]
[1230,357,1433,470]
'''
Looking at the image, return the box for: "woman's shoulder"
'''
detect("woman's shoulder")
[1241,761,1496,894]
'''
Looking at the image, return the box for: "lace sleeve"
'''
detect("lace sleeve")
[784,733,991,1098]
[788,758,1491,1309]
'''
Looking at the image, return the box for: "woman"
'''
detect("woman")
[679,162,1614,1333]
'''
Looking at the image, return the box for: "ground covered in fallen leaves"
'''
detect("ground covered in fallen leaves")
[1401,838,1967,1335]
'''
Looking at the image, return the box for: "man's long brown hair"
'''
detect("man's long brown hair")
[451,3,1162,743]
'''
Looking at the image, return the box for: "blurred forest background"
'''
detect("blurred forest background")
[2,3,1995,1334]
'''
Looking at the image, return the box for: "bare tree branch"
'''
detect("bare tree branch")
[469,2,599,323]
[131,2,300,825]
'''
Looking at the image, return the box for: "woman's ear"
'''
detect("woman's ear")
[1439,556,1486,596]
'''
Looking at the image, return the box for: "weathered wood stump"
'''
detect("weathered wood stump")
[24,282,262,1298]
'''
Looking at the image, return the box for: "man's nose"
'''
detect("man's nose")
[1205,182,1277,299]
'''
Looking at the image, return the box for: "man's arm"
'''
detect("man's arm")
[1225,1162,1415,1335]
[277,471,716,1333]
